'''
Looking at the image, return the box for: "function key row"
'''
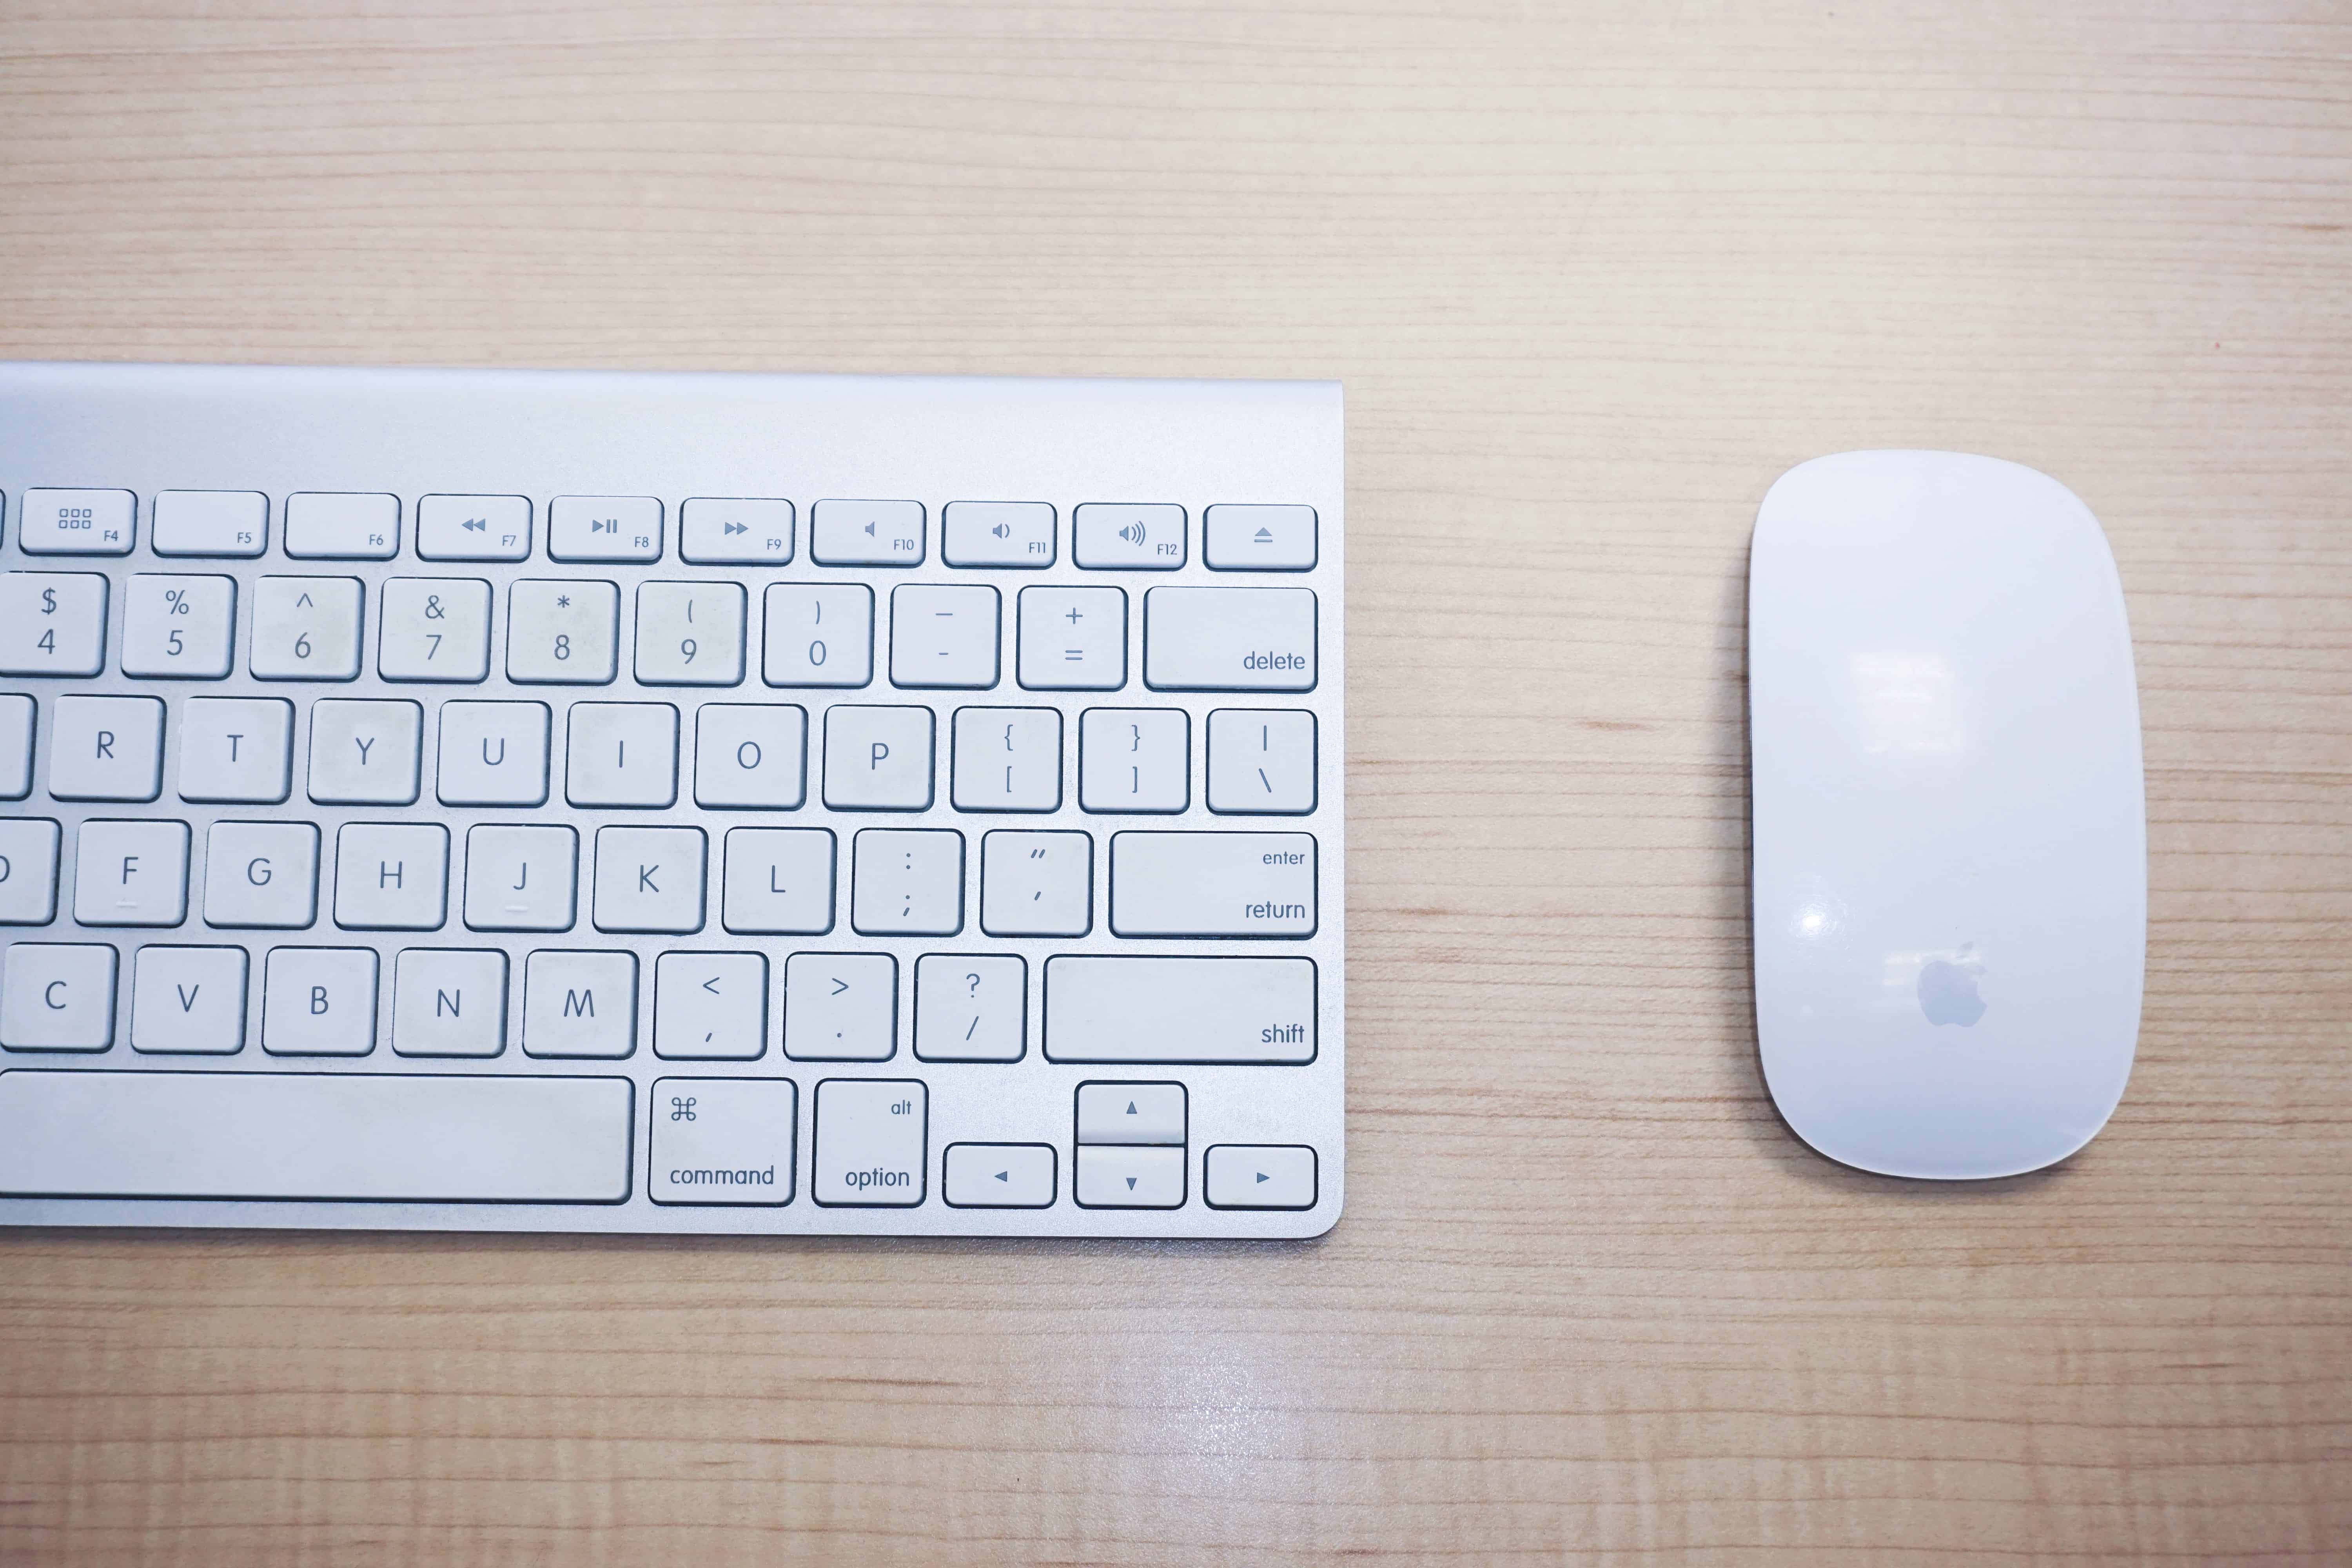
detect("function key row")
[6,490,1318,571]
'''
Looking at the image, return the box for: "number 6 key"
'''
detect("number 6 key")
[250,576,362,681]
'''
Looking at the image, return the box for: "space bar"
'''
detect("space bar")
[0,1071,633,1202]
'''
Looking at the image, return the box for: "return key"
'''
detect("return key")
[1110,831,1316,937]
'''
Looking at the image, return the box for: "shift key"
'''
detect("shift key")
[1111,831,1315,937]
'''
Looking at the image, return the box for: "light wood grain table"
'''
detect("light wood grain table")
[1,3,2346,1562]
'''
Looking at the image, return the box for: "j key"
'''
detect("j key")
[121,574,236,680]
[0,573,107,677]
[19,488,134,555]
[1144,586,1315,692]
[462,824,578,932]
[152,490,267,557]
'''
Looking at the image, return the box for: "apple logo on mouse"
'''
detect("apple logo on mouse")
[1917,947,1987,1028]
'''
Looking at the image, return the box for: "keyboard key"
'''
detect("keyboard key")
[73,819,189,926]
[693,704,807,809]
[307,699,422,804]
[507,579,620,684]
[131,945,248,1054]
[1017,586,1126,690]
[1073,503,1185,569]
[782,952,895,1060]
[811,499,924,566]
[49,695,164,801]
[437,701,552,806]
[1078,708,1188,813]
[592,826,706,933]
[19,488,134,554]
[850,828,963,937]
[417,494,531,561]
[378,578,492,682]
[261,946,378,1056]
[651,1078,796,1204]
[1207,709,1317,813]
[1044,956,1314,1064]
[550,495,662,562]
[285,492,398,559]
[943,1142,1054,1207]
[762,583,873,688]
[250,576,363,681]
[653,950,767,1060]
[979,830,1091,937]
[463,824,577,932]
[0,695,30,799]
[942,501,1055,567]
[680,497,793,566]
[0,943,117,1051]
[120,574,236,679]
[522,949,636,1058]
[720,827,835,935]
[812,1078,926,1205]
[1204,504,1317,570]
[333,822,449,930]
[821,705,934,809]
[0,1071,632,1201]
[567,702,679,808]
[179,697,294,803]
[1144,586,1315,691]
[390,948,507,1057]
[1076,1081,1186,1145]
[913,953,1025,1063]
[1110,831,1314,937]
[1075,1145,1183,1209]
[0,819,61,925]
[152,490,267,557]
[889,584,1000,688]
[636,581,746,685]
[949,707,1062,812]
[0,573,107,677]
[203,821,319,929]
[1204,1145,1317,1209]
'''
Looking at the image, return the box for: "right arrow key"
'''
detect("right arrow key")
[1204,1144,1318,1210]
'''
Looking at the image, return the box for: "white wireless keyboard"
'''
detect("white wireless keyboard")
[0,362,1343,1239]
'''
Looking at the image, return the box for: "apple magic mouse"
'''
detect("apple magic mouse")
[1747,450,2146,1179]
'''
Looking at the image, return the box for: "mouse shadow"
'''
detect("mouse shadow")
[1711,533,2070,1205]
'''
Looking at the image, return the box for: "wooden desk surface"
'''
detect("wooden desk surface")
[1,3,2346,1561]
